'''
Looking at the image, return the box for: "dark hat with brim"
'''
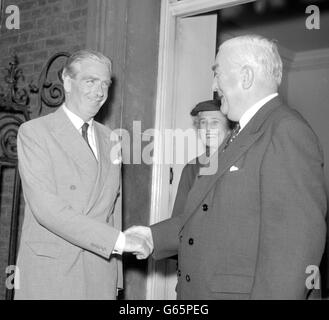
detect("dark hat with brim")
[190,99,221,116]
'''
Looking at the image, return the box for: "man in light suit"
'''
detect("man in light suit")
[15,50,151,299]
[126,35,327,299]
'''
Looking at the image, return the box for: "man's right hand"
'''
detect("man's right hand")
[123,226,154,259]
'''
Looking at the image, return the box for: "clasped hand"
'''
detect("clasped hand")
[123,226,154,259]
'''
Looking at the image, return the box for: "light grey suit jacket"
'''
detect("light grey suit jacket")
[151,97,327,299]
[15,106,122,300]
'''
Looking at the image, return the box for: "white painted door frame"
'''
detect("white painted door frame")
[147,0,256,300]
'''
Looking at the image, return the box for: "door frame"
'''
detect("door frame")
[147,0,257,300]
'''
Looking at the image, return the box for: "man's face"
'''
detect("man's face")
[198,111,229,149]
[212,49,241,122]
[64,59,111,121]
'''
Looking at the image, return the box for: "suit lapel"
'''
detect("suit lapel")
[181,97,284,227]
[50,107,98,177]
[183,129,263,223]
[84,123,112,214]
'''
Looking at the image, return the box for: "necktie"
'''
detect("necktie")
[81,122,94,155]
[223,123,240,151]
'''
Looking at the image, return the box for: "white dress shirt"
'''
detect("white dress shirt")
[62,104,98,159]
[239,93,278,131]
[62,104,125,255]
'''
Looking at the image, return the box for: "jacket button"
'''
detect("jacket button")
[186,275,190,282]
[202,204,208,211]
[188,238,194,245]
[177,270,181,277]
[179,235,183,242]
[70,185,76,190]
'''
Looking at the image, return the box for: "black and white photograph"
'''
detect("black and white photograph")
[0,0,328,306]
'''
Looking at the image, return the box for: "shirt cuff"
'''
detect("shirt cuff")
[112,231,125,255]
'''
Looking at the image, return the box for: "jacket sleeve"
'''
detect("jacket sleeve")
[17,123,120,259]
[250,118,327,299]
[151,216,182,260]
[151,163,196,260]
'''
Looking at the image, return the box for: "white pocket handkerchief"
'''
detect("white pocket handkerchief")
[229,165,239,172]
[112,157,122,165]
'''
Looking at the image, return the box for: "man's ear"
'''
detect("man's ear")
[62,72,72,93]
[240,65,254,90]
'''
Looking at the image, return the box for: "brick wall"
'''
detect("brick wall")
[1,0,88,95]
[0,0,88,299]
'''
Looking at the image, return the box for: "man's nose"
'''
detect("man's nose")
[96,84,105,97]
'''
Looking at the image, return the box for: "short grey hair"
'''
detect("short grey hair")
[220,34,282,87]
[62,49,112,78]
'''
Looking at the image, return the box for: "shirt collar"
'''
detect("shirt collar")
[239,93,278,131]
[62,103,94,131]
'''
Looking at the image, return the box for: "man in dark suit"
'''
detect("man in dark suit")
[126,34,327,299]
[15,50,151,299]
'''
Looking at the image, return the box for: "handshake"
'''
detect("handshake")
[123,226,154,259]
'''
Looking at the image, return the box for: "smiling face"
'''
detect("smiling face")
[63,58,111,122]
[197,110,229,150]
[212,48,243,122]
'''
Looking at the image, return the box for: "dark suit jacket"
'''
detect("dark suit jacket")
[151,97,327,299]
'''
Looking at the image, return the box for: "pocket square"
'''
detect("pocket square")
[112,157,122,165]
[229,165,239,172]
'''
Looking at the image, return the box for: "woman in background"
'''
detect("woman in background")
[171,99,231,219]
